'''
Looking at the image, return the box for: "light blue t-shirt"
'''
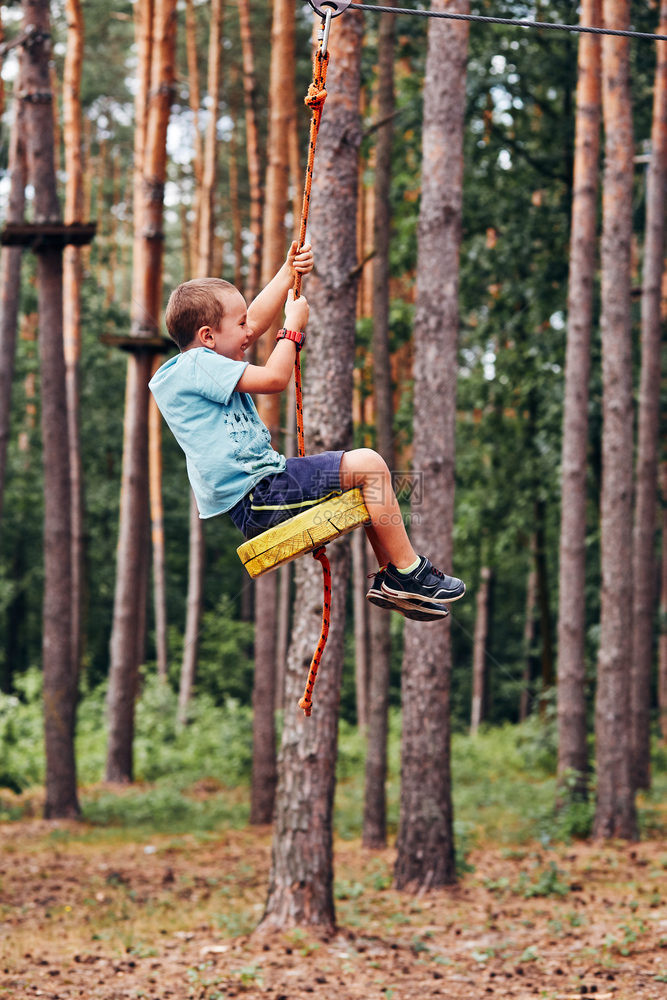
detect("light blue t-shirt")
[149,347,286,518]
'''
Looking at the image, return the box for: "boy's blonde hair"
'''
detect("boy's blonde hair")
[165,277,236,350]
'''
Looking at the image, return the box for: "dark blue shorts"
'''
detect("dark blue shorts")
[229,450,345,539]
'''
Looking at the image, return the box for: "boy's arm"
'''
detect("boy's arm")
[237,290,309,395]
[246,241,313,345]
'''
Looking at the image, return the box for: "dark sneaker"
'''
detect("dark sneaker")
[381,556,465,611]
[366,569,449,622]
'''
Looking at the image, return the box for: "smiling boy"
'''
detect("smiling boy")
[150,242,465,620]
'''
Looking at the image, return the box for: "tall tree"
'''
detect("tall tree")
[250,0,296,826]
[237,0,263,301]
[106,0,177,782]
[362,0,397,851]
[659,461,667,744]
[0,55,26,527]
[556,0,601,799]
[149,362,168,682]
[260,8,363,931]
[22,0,79,817]
[179,0,224,725]
[593,0,637,840]
[394,0,469,891]
[630,0,667,791]
[184,0,203,265]
[63,0,85,677]
[470,566,492,733]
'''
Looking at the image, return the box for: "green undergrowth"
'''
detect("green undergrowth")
[0,673,665,848]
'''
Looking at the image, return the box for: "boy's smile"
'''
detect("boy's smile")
[198,289,250,361]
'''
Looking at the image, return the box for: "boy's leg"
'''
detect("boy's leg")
[339,449,417,569]
[340,448,465,612]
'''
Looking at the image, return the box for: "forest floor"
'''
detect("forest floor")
[0,792,666,1000]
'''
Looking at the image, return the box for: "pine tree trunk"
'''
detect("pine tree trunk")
[363,538,390,850]
[630,0,667,791]
[534,498,554,700]
[260,9,363,931]
[275,391,297,708]
[149,356,168,681]
[105,153,121,308]
[178,0,224,723]
[362,2,396,850]
[63,0,85,679]
[178,493,205,724]
[197,0,223,277]
[659,461,667,744]
[229,85,245,290]
[520,558,538,722]
[351,529,369,728]
[0,59,26,527]
[557,0,601,796]
[593,0,637,840]
[471,567,492,733]
[250,0,296,826]
[394,0,468,892]
[107,0,176,782]
[237,0,263,300]
[21,0,80,818]
[184,0,203,269]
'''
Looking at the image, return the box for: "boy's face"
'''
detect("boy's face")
[197,289,249,361]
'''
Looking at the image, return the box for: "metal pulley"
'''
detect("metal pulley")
[306,0,351,54]
[306,0,352,16]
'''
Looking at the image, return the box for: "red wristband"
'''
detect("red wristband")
[276,327,306,351]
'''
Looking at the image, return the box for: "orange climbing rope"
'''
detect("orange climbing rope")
[293,18,331,718]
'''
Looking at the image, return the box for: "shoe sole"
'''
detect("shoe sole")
[380,582,466,609]
[366,591,449,622]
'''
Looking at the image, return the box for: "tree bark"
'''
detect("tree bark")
[534,498,554,701]
[178,0,224,723]
[63,0,85,679]
[557,0,601,797]
[260,9,363,931]
[106,0,176,782]
[520,558,538,722]
[0,56,27,528]
[659,461,667,744]
[593,0,637,840]
[394,0,468,891]
[351,529,369,728]
[363,543,391,851]
[237,0,263,301]
[149,355,168,682]
[470,567,492,733]
[250,0,296,826]
[196,0,223,278]
[362,0,396,851]
[178,493,205,724]
[21,0,80,818]
[630,0,667,791]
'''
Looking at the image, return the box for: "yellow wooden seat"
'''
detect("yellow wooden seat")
[236,488,370,579]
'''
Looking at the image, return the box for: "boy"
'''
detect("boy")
[149,242,465,622]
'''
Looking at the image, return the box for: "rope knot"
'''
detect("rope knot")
[305,85,327,110]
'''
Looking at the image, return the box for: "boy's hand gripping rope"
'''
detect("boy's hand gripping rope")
[293,19,331,718]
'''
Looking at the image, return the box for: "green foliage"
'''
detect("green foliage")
[0,671,253,814]
[483,859,570,899]
[82,783,248,834]
[0,670,44,792]
[167,595,254,707]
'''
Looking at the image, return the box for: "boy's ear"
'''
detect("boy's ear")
[196,325,213,346]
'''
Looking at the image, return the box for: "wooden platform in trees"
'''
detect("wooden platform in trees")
[237,488,370,578]
[0,221,96,249]
[99,332,173,354]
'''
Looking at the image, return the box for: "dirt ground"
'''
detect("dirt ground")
[0,820,666,1000]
